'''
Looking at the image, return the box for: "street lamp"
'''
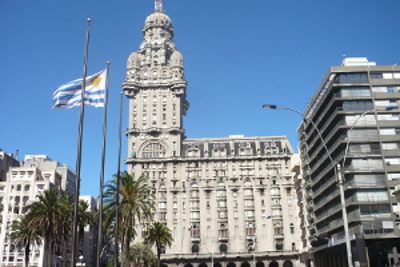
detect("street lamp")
[252,215,271,267]
[263,104,354,267]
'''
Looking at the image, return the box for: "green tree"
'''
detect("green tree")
[129,242,156,267]
[10,214,42,267]
[145,221,174,267]
[103,171,155,267]
[24,190,69,267]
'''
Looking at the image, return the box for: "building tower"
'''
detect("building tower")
[298,57,400,266]
[122,2,300,267]
[123,0,189,162]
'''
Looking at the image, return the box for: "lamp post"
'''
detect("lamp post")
[252,215,271,267]
[263,104,354,267]
[263,104,399,267]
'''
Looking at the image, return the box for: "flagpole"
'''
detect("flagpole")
[115,91,124,267]
[71,18,91,267]
[97,62,110,267]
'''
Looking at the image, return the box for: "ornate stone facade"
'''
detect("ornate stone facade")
[123,4,299,267]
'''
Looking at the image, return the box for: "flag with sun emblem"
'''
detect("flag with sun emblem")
[52,69,107,109]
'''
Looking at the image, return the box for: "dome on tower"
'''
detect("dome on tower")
[170,50,183,66]
[143,12,173,33]
[127,52,141,68]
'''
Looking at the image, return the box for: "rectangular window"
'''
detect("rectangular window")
[350,159,383,170]
[360,204,391,218]
[190,211,200,219]
[334,73,368,84]
[356,190,388,202]
[375,99,398,108]
[387,173,400,180]
[345,114,375,125]
[342,101,373,112]
[340,87,371,97]
[218,200,227,208]
[378,114,400,121]
[370,72,383,79]
[245,210,254,218]
[385,158,400,165]
[270,188,280,196]
[244,200,253,208]
[380,128,400,135]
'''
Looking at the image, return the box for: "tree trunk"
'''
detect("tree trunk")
[156,245,161,267]
[44,235,51,267]
[24,243,30,267]
[79,224,84,256]
[124,239,130,267]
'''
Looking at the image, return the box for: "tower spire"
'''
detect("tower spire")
[155,0,163,13]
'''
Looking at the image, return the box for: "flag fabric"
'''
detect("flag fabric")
[52,69,107,109]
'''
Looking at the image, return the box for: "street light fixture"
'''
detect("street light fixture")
[263,104,399,267]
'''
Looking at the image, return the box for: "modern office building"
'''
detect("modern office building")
[122,2,299,267]
[0,154,77,267]
[298,57,400,266]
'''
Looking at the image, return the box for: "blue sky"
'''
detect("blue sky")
[1,0,399,198]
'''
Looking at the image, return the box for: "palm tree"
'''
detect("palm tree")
[129,242,156,267]
[24,190,68,267]
[103,171,155,266]
[145,221,174,267]
[10,214,42,267]
[78,200,96,256]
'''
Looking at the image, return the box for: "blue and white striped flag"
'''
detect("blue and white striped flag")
[52,69,107,109]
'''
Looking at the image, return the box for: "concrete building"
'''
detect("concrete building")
[298,57,400,266]
[0,150,20,181]
[79,195,98,267]
[291,154,312,267]
[122,3,300,267]
[0,154,77,267]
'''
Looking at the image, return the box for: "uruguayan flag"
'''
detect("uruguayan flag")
[52,69,107,109]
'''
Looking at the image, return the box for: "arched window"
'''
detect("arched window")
[187,148,200,157]
[239,147,252,156]
[213,148,227,157]
[244,181,252,187]
[142,142,166,158]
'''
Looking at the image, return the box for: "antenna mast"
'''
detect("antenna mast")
[155,0,163,12]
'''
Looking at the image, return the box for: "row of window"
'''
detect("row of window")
[334,72,400,84]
